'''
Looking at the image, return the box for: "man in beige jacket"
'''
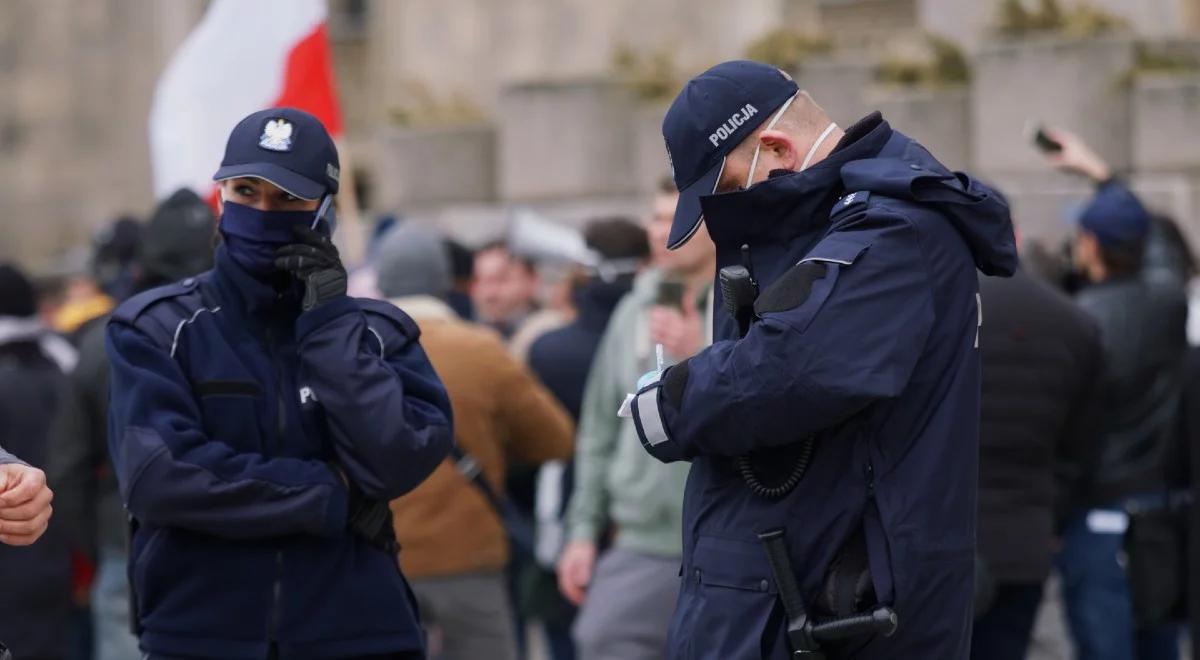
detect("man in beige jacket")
[376,223,575,660]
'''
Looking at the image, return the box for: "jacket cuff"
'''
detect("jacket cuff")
[632,383,686,463]
[566,519,601,545]
[295,295,358,341]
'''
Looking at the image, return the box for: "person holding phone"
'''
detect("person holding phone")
[556,179,715,660]
[1040,127,1189,660]
[105,108,454,660]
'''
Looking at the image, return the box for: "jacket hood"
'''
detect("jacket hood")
[840,135,1017,276]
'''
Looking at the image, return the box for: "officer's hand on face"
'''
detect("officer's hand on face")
[649,297,703,361]
[0,463,53,546]
[557,539,597,606]
[275,225,348,311]
[1043,127,1112,183]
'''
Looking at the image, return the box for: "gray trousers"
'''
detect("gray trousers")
[572,548,681,660]
[408,570,518,660]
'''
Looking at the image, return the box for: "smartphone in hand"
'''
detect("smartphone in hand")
[1027,121,1063,153]
[655,279,686,310]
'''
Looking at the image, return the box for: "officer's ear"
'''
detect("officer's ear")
[757,129,801,172]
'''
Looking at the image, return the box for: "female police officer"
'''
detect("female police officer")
[106,108,453,659]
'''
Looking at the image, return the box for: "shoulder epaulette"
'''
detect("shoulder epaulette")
[356,298,421,342]
[111,277,202,325]
[830,191,872,223]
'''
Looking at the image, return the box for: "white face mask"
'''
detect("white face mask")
[744,94,839,188]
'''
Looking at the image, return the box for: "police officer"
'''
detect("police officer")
[106,108,454,660]
[629,61,1017,659]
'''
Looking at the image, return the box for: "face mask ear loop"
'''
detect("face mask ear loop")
[800,121,839,171]
[311,194,334,231]
[745,92,799,189]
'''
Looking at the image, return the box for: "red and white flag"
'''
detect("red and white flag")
[149,0,342,201]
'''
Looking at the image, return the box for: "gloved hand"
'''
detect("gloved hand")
[346,480,398,554]
[636,369,662,390]
[275,225,347,311]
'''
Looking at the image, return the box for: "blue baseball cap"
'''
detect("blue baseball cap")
[213,107,340,200]
[662,61,799,249]
[1078,183,1151,247]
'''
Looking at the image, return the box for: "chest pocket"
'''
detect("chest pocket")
[192,379,266,453]
[754,235,871,334]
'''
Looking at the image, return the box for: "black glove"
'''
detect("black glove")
[346,480,399,554]
[275,225,347,311]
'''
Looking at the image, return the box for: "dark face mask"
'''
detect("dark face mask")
[218,200,316,276]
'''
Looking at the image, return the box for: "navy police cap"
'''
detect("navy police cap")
[213,107,340,200]
[662,61,798,250]
[1078,182,1151,247]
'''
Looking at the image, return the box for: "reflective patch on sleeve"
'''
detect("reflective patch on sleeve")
[634,388,670,447]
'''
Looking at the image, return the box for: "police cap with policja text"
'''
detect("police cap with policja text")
[662,60,801,250]
[213,107,340,200]
[661,60,799,250]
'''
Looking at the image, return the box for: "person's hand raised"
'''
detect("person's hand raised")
[1042,127,1112,183]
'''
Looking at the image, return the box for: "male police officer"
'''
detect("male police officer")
[106,108,454,659]
[629,61,1017,659]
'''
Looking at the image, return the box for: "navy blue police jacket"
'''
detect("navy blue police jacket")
[631,115,1017,659]
[106,245,453,659]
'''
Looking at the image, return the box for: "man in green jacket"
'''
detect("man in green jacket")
[556,184,715,660]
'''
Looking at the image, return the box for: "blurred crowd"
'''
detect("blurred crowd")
[0,125,1197,660]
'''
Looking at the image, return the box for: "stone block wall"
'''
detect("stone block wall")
[1133,73,1200,172]
[973,36,1138,177]
[497,79,639,201]
[374,124,496,210]
[868,86,971,170]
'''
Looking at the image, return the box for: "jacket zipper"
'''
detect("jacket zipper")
[265,325,286,643]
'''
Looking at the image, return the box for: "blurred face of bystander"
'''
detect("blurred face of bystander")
[645,191,678,268]
[1073,230,1103,283]
[471,247,539,324]
[647,190,714,277]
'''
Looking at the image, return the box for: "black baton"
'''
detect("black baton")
[759,528,899,658]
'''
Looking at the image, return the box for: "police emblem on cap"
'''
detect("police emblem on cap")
[259,118,294,152]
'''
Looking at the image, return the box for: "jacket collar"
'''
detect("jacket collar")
[700,115,893,255]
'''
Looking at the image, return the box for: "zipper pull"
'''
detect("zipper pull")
[865,462,876,498]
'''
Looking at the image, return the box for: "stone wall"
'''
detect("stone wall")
[374,124,497,210]
[973,36,1137,177]
[497,79,640,202]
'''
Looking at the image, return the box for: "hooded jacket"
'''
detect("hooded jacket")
[630,114,1016,659]
[105,245,453,659]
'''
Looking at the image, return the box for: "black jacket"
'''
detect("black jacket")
[528,279,629,420]
[977,268,1103,583]
[1182,348,1200,649]
[47,316,125,559]
[0,336,73,658]
[1076,276,1189,504]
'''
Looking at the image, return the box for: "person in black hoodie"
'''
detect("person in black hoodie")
[973,261,1103,660]
[523,217,650,660]
[0,263,75,660]
[47,188,215,660]
[1043,127,1190,660]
